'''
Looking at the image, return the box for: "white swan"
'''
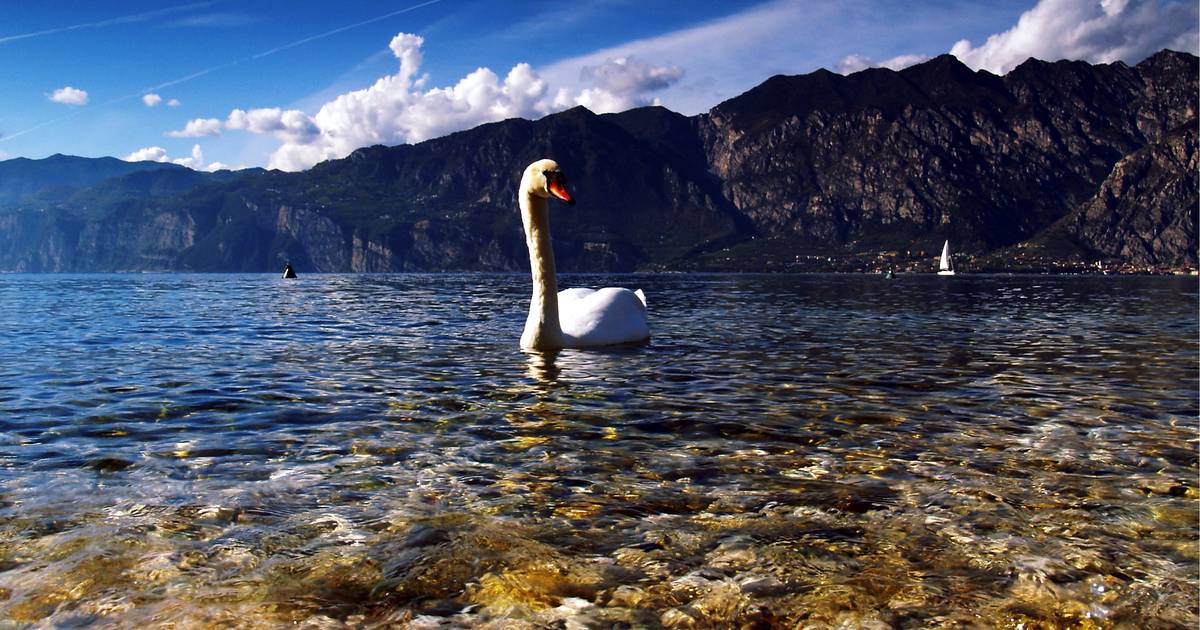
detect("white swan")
[518,159,650,351]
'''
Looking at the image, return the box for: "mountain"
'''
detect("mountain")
[0,154,186,206]
[697,50,1196,270]
[0,50,1194,273]
[1068,119,1196,267]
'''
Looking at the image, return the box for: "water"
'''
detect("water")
[0,273,1195,628]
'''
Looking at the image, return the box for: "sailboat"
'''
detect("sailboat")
[937,240,955,276]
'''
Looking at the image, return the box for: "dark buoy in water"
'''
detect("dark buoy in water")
[282,262,297,279]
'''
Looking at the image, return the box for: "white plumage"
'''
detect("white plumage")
[517,159,650,350]
[557,287,649,347]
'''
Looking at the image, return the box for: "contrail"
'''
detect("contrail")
[0,0,445,145]
[144,0,445,92]
[143,65,232,94]
[250,0,443,60]
[0,111,87,143]
[0,2,217,45]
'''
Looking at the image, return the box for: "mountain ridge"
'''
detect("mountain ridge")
[0,49,1194,273]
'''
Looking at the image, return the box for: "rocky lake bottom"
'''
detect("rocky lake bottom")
[0,273,1195,628]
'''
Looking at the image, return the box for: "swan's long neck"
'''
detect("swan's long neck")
[520,187,563,350]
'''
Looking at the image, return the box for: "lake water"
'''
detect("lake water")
[0,273,1195,628]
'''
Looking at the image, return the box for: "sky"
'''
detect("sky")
[0,0,1195,172]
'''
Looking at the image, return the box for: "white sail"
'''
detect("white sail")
[938,240,955,275]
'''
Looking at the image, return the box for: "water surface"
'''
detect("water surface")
[0,273,1195,628]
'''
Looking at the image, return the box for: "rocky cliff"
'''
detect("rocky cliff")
[1068,119,1197,267]
[697,50,1197,269]
[0,50,1194,273]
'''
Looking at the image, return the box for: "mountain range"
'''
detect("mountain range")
[0,49,1194,273]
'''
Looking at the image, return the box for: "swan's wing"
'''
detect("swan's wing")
[558,287,597,304]
[560,287,649,347]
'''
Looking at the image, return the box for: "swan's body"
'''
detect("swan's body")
[519,159,650,351]
[558,287,649,347]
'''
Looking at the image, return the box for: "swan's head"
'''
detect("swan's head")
[521,159,575,206]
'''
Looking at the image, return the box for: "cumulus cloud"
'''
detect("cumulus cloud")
[123,144,218,171]
[171,144,205,169]
[950,0,1199,74]
[225,107,318,141]
[837,53,930,74]
[576,57,683,110]
[124,146,169,162]
[167,98,181,107]
[166,117,223,137]
[202,32,683,171]
[142,93,163,107]
[263,33,555,170]
[48,86,88,105]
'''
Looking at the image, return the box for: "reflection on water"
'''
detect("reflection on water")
[0,273,1195,628]
[524,350,561,383]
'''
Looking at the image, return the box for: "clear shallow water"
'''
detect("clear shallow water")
[0,273,1195,628]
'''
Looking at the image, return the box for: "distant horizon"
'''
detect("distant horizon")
[0,0,1194,172]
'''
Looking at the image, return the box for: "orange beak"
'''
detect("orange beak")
[547,173,575,206]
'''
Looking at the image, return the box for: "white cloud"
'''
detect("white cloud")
[950,0,1199,74]
[572,88,632,114]
[838,54,872,74]
[123,144,211,171]
[171,144,204,169]
[577,57,683,110]
[166,117,223,137]
[276,32,554,167]
[883,54,931,71]
[142,93,163,107]
[837,53,930,74]
[124,146,169,162]
[225,107,318,141]
[48,86,88,105]
[537,0,845,115]
[167,98,181,107]
[208,32,682,171]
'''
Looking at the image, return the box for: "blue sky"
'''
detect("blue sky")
[0,0,1195,171]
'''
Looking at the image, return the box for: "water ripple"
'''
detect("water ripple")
[0,273,1195,627]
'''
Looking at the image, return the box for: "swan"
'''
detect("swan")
[518,159,650,351]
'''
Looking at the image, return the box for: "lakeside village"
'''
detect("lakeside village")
[693,241,1199,275]
[789,252,1199,275]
